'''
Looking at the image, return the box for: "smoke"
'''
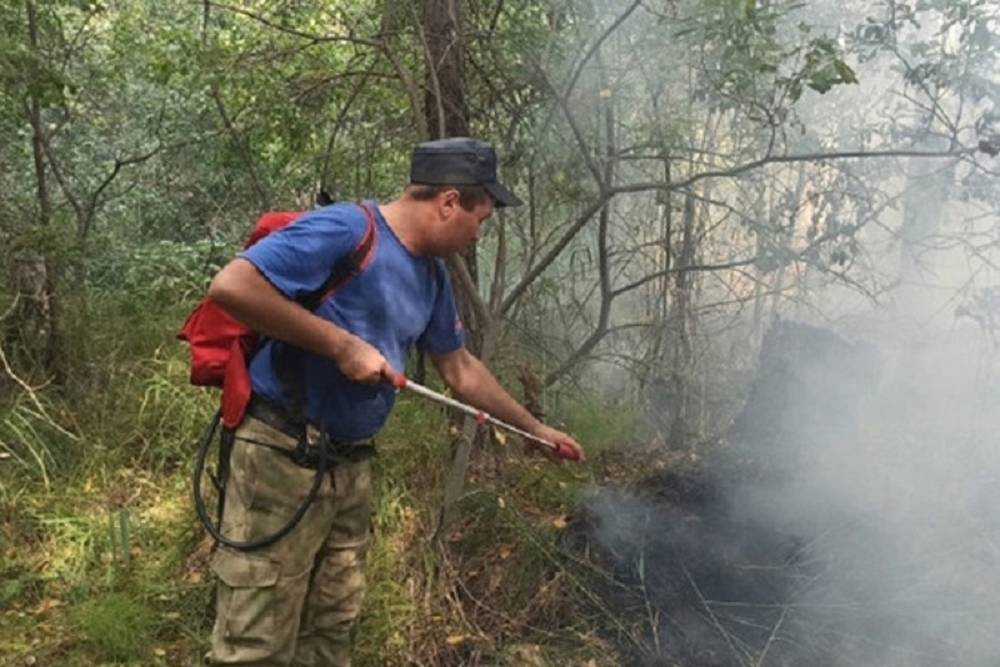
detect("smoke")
[532,3,1000,661]
[584,318,1000,666]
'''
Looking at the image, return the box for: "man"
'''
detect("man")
[205,137,584,666]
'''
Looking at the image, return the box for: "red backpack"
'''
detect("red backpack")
[178,204,377,429]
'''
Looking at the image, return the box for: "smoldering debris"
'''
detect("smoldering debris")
[577,321,1000,667]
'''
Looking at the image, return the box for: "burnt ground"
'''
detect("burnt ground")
[572,322,1000,666]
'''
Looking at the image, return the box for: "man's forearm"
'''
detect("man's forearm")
[448,355,544,436]
[208,258,352,361]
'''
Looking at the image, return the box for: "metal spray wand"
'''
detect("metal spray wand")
[390,375,580,461]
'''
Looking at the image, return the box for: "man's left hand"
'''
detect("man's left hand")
[531,425,584,463]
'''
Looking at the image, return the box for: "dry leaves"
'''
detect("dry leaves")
[32,598,62,616]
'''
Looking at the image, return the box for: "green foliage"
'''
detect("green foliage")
[87,239,228,302]
[558,396,644,454]
[71,592,158,662]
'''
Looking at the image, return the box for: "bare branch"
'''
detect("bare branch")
[503,145,981,318]
[535,66,606,190]
[501,194,610,315]
[612,258,759,299]
[445,254,492,335]
[80,144,161,239]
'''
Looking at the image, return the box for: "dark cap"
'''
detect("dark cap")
[410,137,523,208]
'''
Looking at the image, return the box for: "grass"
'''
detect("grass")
[71,592,158,662]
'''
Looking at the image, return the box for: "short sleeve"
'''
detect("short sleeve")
[239,205,363,300]
[418,261,465,355]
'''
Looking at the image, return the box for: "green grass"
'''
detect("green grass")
[71,592,159,662]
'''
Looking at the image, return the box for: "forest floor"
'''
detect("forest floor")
[0,305,659,666]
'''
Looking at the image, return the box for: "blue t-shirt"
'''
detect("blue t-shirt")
[240,202,464,439]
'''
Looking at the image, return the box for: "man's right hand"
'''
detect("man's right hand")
[331,332,396,385]
[209,259,400,385]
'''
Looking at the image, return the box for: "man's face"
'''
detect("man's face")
[438,192,494,252]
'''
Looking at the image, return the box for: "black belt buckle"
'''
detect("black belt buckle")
[290,436,323,469]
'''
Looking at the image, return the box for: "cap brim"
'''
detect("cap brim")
[484,181,524,208]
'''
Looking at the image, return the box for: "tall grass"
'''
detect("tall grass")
[0,393,79,489]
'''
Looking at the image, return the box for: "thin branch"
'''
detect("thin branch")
[681,560,747,667]
[206,1,380,48]
[754,606,789,667]
[320,72,371,192]
[543,52,616,385]
[501,194,610,315]
[612,257,759,299]
[613,147,977,197]
[415,13,447,138]
[80,145,161,239]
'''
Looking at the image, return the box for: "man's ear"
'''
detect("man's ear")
[438,188,461,217]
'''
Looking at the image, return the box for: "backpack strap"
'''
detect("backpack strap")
[303,203,378,310]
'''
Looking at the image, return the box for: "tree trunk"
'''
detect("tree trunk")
[896,146,954,321]
[422,0,495,532]
[666,193,696,449]
[18,0,62,378]
[422,0,484,353]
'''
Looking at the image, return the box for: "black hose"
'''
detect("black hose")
[192,410,326,551]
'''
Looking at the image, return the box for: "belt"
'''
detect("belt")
[246,394,306,440]
[243,394,376,468]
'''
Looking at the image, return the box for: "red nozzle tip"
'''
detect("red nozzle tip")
[391,374,407,390]
[556,443,580,461]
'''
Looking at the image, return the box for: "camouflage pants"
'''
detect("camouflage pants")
[207,415,373,667]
